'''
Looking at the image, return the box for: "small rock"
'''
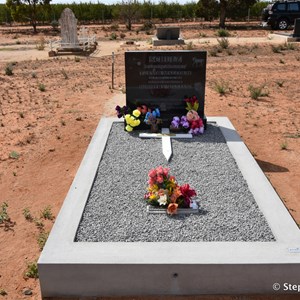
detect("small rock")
[49,148,55,152]
[23,288,32,296]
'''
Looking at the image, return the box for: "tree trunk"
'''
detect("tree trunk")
[32,22,37,34]
[219,0,227,29]
[127,18,132,31]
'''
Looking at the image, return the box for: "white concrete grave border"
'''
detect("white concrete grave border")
[38,117,300,298]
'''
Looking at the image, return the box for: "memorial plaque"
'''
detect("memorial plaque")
[125,51,207,126]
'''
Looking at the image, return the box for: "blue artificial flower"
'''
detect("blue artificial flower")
[144,111,151,123]
[154,108,160,117]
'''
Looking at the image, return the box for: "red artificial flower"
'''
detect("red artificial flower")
[180,184,197,201]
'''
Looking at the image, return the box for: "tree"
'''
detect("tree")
[197,0,218,21]
[6,0,51,33]
[219,0,257,28]
[119,0,140,30]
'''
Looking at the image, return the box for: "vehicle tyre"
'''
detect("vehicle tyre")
[277,18,289,30]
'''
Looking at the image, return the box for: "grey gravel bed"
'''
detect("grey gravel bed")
[75,122,275,242]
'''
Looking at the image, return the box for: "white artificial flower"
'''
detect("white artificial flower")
[158,194,168,206]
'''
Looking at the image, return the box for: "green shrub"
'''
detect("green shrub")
[248,84,268,100]
[23,207,33,221]
[25,261,39,279]
[38,83,45,92]
[40,206,54,220]
[37,231,49,250]
[51,19,59,31]
[9,151,20,159]
[213,80,230,95]
[109,32,117,40]
[217,37,229,49]
[216,29,230,37]
[5,64,13,76]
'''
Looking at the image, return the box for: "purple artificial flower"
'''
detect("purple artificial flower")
[180,116,189,128]
[182,121,189,128]
[194,128,200,134]
[123,106,129,114]
[115,105,121,111]
[171,120,179,128]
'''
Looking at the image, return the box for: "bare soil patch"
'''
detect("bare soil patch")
[0,23,299,300]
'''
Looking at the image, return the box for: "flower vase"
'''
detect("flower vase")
[150,124,159,133]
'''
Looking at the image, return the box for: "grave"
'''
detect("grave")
[48,8,97,56]
[38,50,300,297]
[152,26,185,46]
[38,117,300,297]
[125,50,207,127]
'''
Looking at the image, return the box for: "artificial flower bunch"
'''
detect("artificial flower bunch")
[145,166,197,215]
[144,108,162,131]
[170,96,204,135]
[115,104,161,132]
[115,105,142,132]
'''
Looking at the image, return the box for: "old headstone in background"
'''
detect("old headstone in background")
[58,8,80,50]
[152,27,185,46]
[125,50,207,126]
[49,9,97,56]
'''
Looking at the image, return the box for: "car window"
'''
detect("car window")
[276,3,286,11]
[287,3,299,11]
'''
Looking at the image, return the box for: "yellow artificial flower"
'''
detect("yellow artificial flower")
[125,125,133,132]
[125,114,131,123]
[128,116,136,126]
[149,193,158,200]
[133,119,140,127]
[148,184,158,192]
[132,109,141,118]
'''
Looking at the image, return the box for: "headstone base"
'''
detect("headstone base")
[152,37,185,46]
[147,205,199,214]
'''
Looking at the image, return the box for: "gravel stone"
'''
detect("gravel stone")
[75,123,275,242]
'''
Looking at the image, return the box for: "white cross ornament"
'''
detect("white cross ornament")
[139,128,192,161]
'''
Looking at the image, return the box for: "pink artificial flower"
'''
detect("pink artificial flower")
[156,175,164,184]
[162,167,169,177]
[156,166,164,175]
[148,169,157,178]
[186,110,200,122]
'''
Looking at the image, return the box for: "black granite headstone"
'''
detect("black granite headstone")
[293,18,300,37]
[156,27,180,40]
[125,51,207,127]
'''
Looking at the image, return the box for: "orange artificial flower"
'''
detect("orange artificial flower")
[170,187,182,203]
[167,203,178,215]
